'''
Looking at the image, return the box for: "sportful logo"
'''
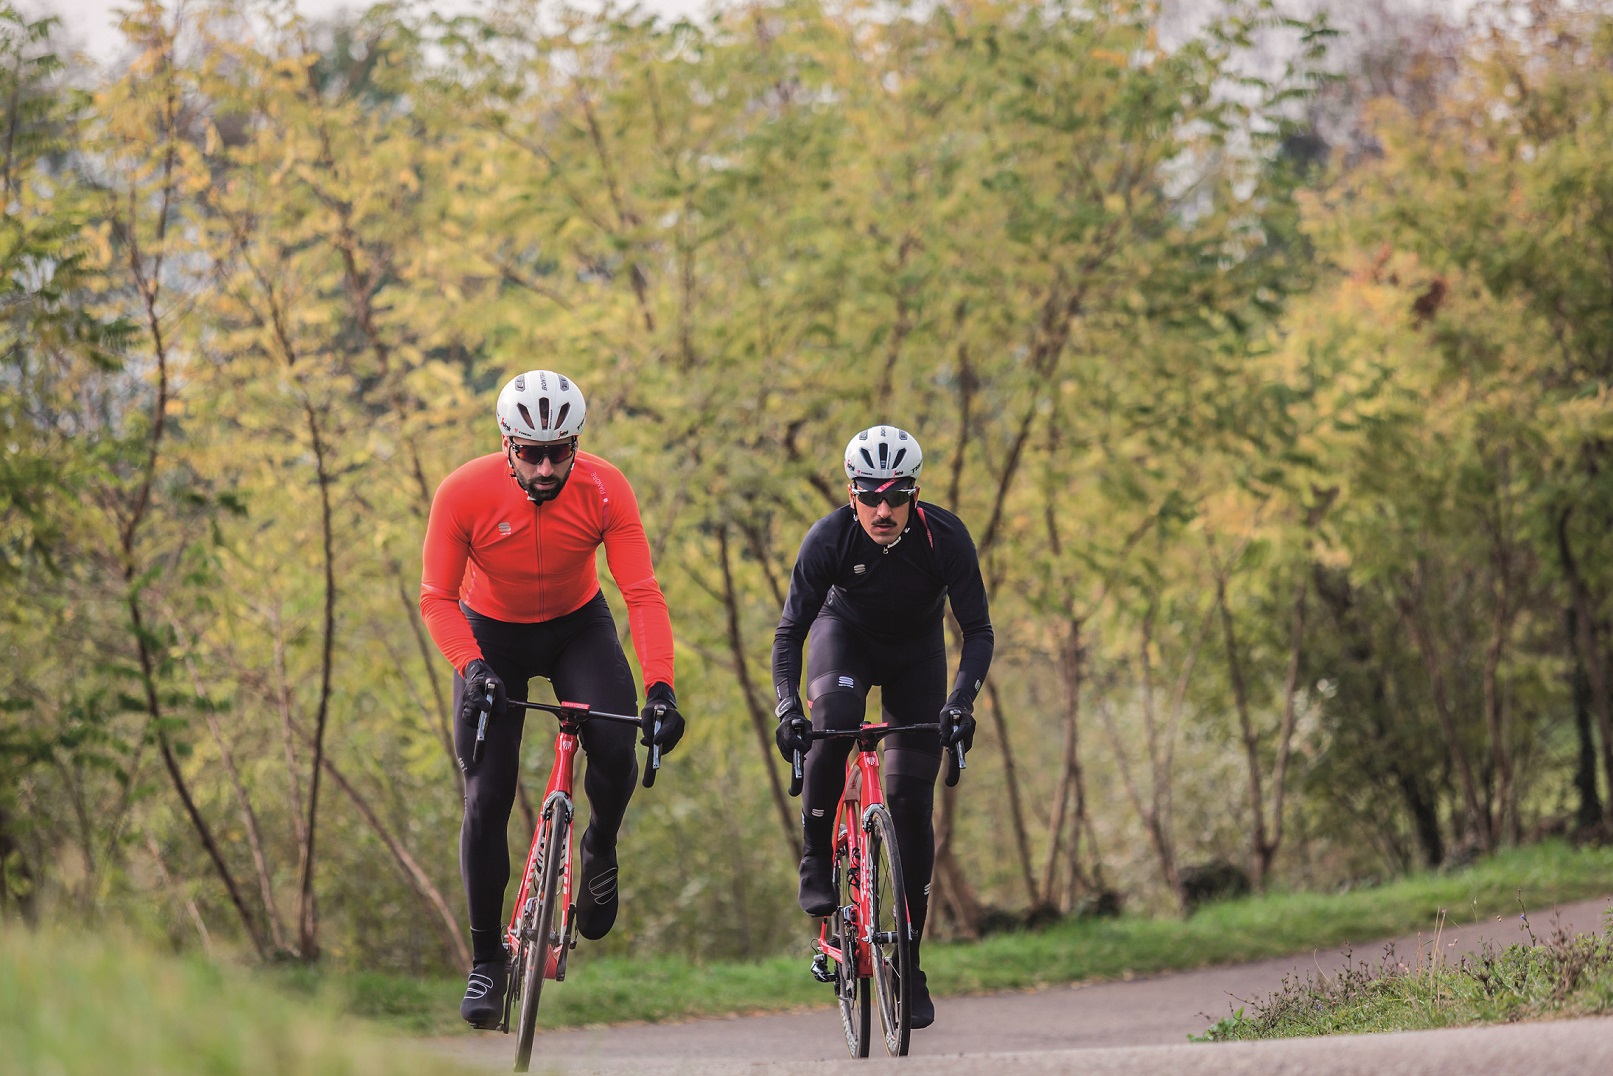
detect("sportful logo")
[853,563,867,575]
[498,521,512,534]
[588,867,618,899]
[838,675,855,689]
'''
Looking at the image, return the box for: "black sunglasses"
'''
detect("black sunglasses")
[852,485,917,508]
[509,439,576,465]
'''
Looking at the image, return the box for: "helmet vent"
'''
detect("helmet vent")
[878,441,890,467]
[517,402,535,431]
[859,448,874,469]
[555,402,571,430]
[538,397,552,429]
[891,448,907,469]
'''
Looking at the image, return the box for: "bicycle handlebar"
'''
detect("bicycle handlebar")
[787,723,967,798]
[492,697,664,790]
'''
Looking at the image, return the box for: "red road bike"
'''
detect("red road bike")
[789,726,964,1058]
[470,690,663,1073]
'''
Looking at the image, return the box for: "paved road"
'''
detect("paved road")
[432,895,1613,1075]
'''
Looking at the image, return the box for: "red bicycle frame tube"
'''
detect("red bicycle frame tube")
[504,728,580,979]
[817,723,904,978]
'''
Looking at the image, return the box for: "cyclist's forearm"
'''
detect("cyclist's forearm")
[420,587,483,673]
[949,629,994,708]
[771,630,806,707]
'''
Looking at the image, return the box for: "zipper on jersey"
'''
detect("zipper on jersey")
[532,500,545,618]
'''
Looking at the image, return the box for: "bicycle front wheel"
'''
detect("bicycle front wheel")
[865,804,912,1056]
[833,818,871,1058]
[514,798,571,1073]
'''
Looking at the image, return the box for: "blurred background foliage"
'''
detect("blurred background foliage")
[4,0,1613,973]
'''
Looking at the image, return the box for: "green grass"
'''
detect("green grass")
[0,924,474,1075]
[1197,907,1613,1041]
[291,838,1613,1038]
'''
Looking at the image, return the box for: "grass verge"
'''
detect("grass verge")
[1196,906,1613,1040]
[0,923,475,1075]
[282,838,1613,1038]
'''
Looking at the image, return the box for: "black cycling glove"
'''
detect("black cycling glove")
[640,681,685,754]
[459,658,507,723]
[938,700,975,751]
[774,696,811,761]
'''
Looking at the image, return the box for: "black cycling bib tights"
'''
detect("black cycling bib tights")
[452,590,638,964]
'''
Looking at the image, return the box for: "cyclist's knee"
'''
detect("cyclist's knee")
[807,670,866,723]
[884,772,935,825]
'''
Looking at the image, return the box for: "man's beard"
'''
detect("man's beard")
[516,471,567,503]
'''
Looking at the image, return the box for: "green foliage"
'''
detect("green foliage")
[4,0,1613,985]
[0,922,475,1074]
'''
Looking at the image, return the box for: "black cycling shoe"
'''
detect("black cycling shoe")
[798,852,837,917]
[459,959,508,1030]
[576,828,620,941]
[908,966,934,1029]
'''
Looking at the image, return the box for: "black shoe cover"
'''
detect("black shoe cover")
[576,828,619,941]
[798,852,836,917]
[460,959,508,1030]
[908,965,934,1029]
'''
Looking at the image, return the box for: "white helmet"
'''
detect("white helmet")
[844,425,922,485]
[497,370,586,441]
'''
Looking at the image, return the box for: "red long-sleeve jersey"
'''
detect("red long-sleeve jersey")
[419,451,674,688]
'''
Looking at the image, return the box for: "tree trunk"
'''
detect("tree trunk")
[1259,576,1309,883]
[1398,578,1490,849]
[1213,564,1269,890]
[1039,618,1088,911]
[295,399,338,961]
[1557,508,1613,826]
[290,718,471,969]
[717,525,800,861]
[1565,606,1604,830]
[982,682,1038,910]
[930,780,981,938]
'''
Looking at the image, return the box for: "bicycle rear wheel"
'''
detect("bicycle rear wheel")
[865,804,912,1056]
[833,819,871,1058]
[514,798,571,1073]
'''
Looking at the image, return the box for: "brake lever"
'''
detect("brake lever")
[471,681,495,764]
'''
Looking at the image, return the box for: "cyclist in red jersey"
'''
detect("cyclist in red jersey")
[420,370,684,1029]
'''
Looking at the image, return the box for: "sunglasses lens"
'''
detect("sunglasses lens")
[513,441,574,465]
[855,488,914,507]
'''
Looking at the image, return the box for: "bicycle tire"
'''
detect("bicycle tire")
[865,804,912,1056]
[833,818,871,1058]
[514,798,571,1073]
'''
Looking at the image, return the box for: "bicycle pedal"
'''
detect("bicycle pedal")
[810,952,834,984]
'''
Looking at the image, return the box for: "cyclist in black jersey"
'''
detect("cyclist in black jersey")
[772,425,993,1031]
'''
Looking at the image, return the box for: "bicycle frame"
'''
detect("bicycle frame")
[791,721,964,1057]
[503,702,587,982]
[487,693,661,1072]
[816,729,896,979]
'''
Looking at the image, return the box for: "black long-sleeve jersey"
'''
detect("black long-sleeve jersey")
[772,501,994,710]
